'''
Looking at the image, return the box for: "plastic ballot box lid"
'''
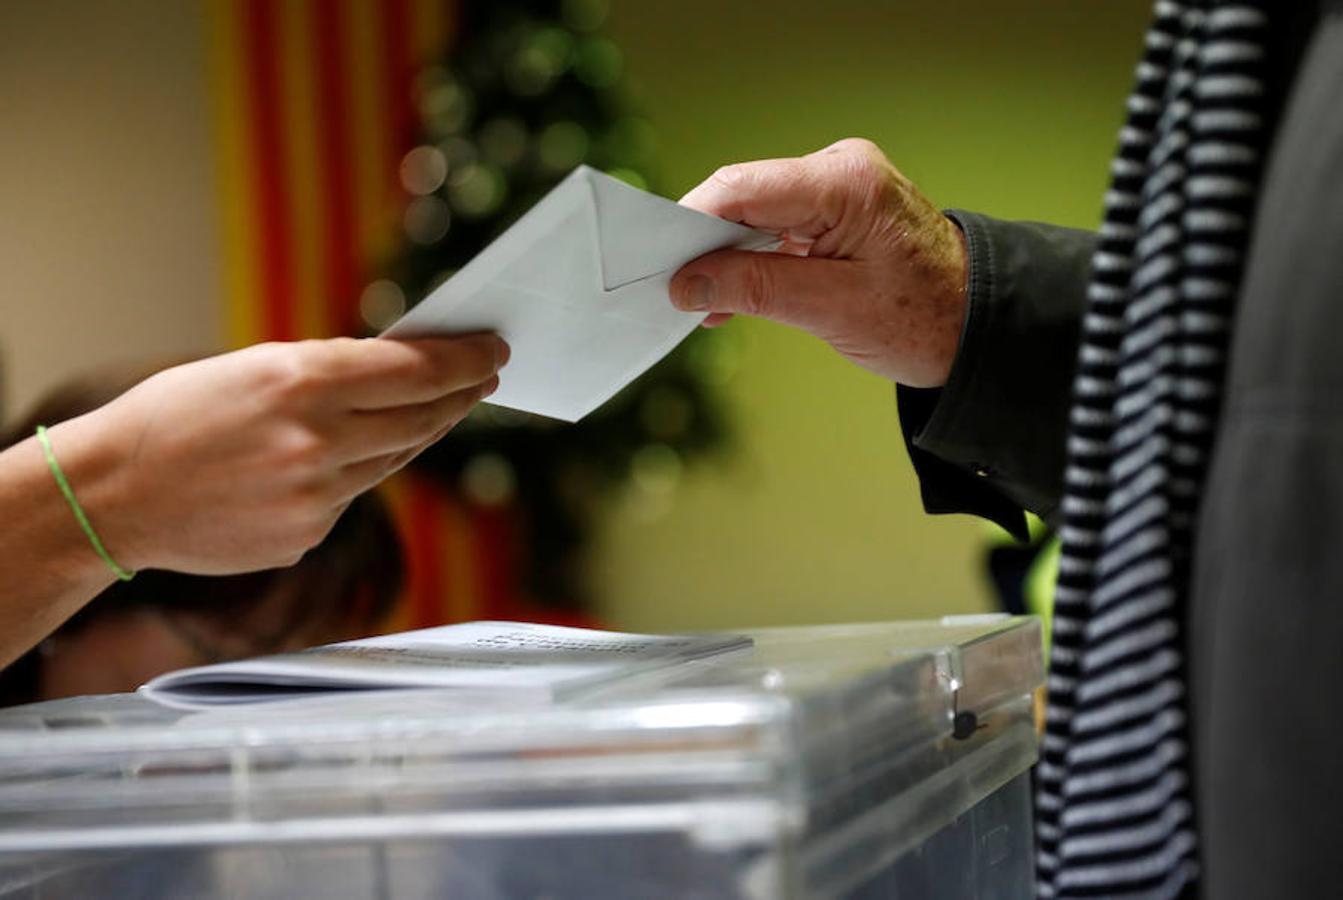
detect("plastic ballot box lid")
[0,617,1043,899]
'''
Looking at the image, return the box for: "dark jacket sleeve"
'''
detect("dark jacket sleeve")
[897,210,1096,540]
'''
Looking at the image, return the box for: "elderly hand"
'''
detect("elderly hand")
[48,335,506,574]
[670,138,968,388]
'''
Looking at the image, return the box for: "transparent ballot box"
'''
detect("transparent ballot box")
[0,617,1043,898]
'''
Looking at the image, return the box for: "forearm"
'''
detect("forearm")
[0,336,503,672]
[0,415,120,668]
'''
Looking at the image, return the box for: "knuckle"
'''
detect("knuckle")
[294,468,336,502]
[826,137,887,183]
[839,147,884,182]
[824,139,900,217]
[261,342,329,402]
[280,423,333,471]
[737,256,775,318]
[832,136,880,158]
[709,163,750,195]
[246,343,290,386]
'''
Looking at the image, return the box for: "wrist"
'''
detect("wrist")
[2,429,118,597]
[915,213,971,388]
[44,408,151,573]
[943,212,970,336]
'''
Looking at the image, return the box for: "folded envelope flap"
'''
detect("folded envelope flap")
[581,166,776,291]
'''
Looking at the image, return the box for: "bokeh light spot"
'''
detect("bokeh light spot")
[448,162,507,218]
[478,116,529,168]
[462,453,517,507]
[507,27,573,96]
[538,121,591,171]
[574,37,622,89]
[685,329,744,387]
[399,145,449,196]
[439,136,479,171]
[417,69,473,136]
[631,443,683,495]
[640,386,694,441]
[562,0,609,32]
[404,195,452,244]
[359,280,406,331]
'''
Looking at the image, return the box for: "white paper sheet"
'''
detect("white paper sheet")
[139,621,751,710]
[382,166,776,422]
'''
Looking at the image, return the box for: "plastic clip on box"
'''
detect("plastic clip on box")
[0,617,1043,899]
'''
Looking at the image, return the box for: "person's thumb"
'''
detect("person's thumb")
[669,249,863,336]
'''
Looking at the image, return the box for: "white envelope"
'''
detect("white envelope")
[382,165,775,422]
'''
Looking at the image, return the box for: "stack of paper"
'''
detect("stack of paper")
[139,621,752,710]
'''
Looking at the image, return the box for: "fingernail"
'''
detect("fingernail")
[674,274,716,311]
[496,338,511,368]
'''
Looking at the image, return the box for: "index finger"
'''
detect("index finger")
[678,152,845,240]
[314,334,507,409]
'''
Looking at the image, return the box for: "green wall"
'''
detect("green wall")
[591,0,1152,631]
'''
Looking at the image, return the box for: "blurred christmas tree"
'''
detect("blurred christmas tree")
[369,0,741,615]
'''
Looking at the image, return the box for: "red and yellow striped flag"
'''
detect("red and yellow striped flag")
[208,0,454,345]
[204,0,592,631]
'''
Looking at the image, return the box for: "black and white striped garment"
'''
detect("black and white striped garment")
[1036,2,1271,897]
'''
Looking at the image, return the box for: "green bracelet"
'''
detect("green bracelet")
[36,425,136,582]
